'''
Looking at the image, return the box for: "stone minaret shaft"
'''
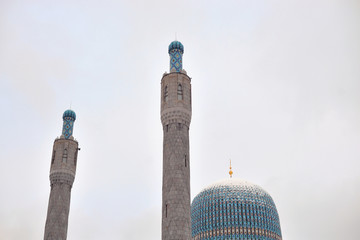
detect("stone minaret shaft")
[44,110,78,240]
[161,41,192,239]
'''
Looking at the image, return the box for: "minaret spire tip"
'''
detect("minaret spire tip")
[229,159,233,178]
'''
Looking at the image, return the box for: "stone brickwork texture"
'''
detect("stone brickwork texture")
[44,138,78,240]
[161,72,192,240]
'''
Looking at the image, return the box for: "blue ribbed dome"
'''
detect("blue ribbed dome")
[191,178,282,240]
[168,40,184,54]
[62,109,76,120]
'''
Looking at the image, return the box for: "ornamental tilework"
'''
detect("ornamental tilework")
[62,110,76,139]
[168,41,184,53]
[169,49,183,72]
[191,179,282,240]
[62,117,75,139]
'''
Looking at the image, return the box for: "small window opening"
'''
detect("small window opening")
[51,150,56,164]
[62,149,68,163]
[177,84,183,100]
[185,154,187,167]
[164,86,168,102]
[177,123,181,130]
[165,204,168,218]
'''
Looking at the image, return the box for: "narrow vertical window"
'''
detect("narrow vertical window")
[164,86,168,102]
[185,154,187,167]
[177,84,183,100]
[165,204,168,218]
[166,124,169,132]
[62,149,68,163]
[177,123,181,130]
[51,150,56,164]
[74,149,78,166]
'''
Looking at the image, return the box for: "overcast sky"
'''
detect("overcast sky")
[0,0,359,239]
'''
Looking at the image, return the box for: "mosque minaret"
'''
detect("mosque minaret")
[44,110,79,240]
[161,41,192,239]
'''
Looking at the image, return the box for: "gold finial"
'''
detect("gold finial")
[229,159,233,178]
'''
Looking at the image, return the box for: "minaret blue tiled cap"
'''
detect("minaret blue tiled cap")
[168,40,184,54]
[62,109,76,139]
[168,40,184,72]
[63,109,76,120]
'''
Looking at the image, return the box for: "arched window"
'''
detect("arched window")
[164,86,168,102]
[62,149,68,163]
[177,84,183,100]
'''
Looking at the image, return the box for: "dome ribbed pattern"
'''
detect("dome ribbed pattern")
[62,110,76,120]
[191,179,282,240]
[168,40,184,54]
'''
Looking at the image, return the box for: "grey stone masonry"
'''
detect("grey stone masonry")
[161,71,192,240]
[44,137,79,240]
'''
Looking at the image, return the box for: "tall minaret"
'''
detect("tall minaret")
[44,110,79,240]
[161,41,192,239]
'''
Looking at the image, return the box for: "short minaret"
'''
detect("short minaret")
[44,110,79,240]
[161,41,192,239]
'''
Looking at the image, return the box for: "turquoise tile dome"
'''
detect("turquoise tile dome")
[191,178,282,240]
[62,109,76,139]
[168,40,184,54]
[62,109,76,120]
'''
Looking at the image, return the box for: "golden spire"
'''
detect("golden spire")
[229,159,233,178]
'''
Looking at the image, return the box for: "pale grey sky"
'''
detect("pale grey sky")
[0,0,359,239]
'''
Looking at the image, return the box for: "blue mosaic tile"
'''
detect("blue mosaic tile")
[168,41,184,72]
[62,109,76,139]
[191,179,282,240]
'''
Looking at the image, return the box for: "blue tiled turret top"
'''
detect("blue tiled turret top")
[191,178,282,240]
[168,40,184,72]
[62,109,76,139]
